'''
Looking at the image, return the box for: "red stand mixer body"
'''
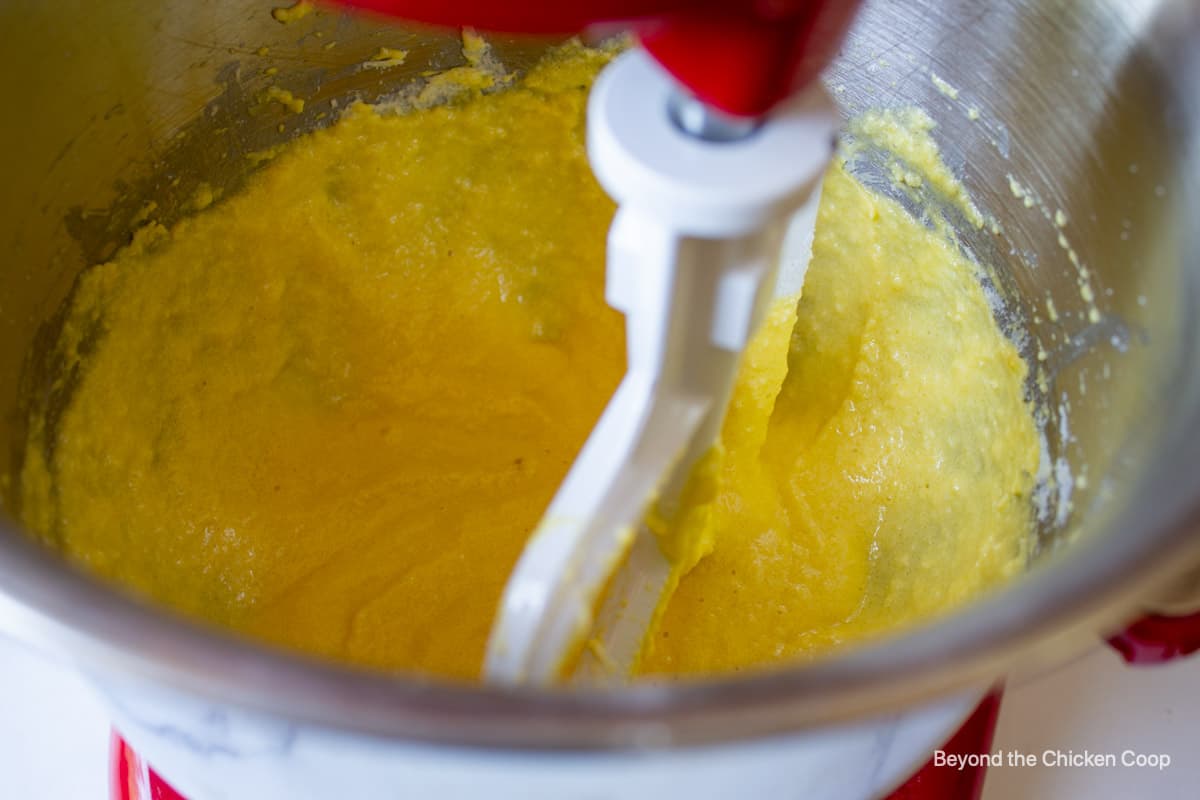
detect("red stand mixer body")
[335,0,862,117]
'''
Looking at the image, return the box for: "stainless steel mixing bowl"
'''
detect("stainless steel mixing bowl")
[0,0,1197,750]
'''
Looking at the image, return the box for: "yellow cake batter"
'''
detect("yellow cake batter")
[19,41,1038,681]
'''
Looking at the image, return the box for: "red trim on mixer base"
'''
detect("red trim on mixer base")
[1108,610,1200,665]
[886,692,1002,800]
[111,731,185,800]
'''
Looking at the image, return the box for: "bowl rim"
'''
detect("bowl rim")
[0,443,1197,750]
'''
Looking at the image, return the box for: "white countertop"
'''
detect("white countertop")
[0,634,1196,799]
[984,645,1200,800]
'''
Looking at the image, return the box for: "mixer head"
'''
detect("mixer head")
[332,0,862,117]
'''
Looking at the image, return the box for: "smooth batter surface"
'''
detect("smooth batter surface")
[20,42,1039,681]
